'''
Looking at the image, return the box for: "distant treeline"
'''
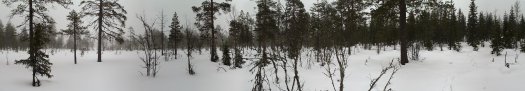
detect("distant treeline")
[0,20,95,51]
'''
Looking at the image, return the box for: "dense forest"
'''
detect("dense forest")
[1,0,525,91]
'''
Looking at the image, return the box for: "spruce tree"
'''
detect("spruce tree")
[491,13,505,56]
[458,9,467,38]
[478,12,486,44]
[15,23,54,87]
[448,7,462,51]
[504,7,518,48]
[168,12,183,59]
[3,0,72,86]
[221,42,231,66]
[467,0,480,51]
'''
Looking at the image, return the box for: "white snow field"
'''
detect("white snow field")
[1,43,525,91]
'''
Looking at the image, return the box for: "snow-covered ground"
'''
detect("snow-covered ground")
[1,43,524,91]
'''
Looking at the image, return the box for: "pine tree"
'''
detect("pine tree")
[370,0,399,51]
[284,0,309,90]
[192,0,232,62]
[252,0,279,90]
[229,11,254,47]
[310,1,323,52]
[254,0,278,67]
[335,0,370,48]
[80,0,127,62]
[228,11,253,68]
[62,10,89,64]
[310,0,339,52]
[168,12,183,59]
[284,0,309,58]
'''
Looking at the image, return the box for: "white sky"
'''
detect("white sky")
[0,0,524,35]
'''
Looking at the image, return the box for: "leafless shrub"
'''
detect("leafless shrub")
[369,59,400,91]
[130,15,162,77]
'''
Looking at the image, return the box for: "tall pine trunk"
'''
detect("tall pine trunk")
[399,0,409,65]
[29,0,36,86]
[210,0,218,62]
[97,0,103,62]
[74,16,77,64]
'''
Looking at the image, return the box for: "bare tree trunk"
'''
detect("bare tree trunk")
[337,49,345,91]
[32,68,36,86]
[293,58,302,91]
[146,30,151,76]
[253,66,263,91]
[151,28,157,77]
[187,29,195,75]
[187,53,192,74]
[281,51,291,91]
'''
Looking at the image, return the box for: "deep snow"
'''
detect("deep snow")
[1,43,524,91]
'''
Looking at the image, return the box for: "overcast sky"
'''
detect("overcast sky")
[0,0,524,35]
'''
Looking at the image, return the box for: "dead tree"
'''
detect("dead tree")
[185,28,196,75]
[322,46,349,91]
[130,15,161,77]
[321,48,336,91]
